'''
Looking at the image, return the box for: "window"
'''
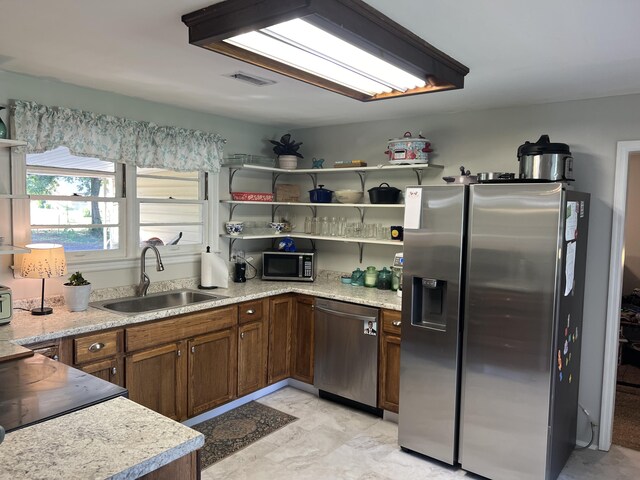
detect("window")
[136,168,207,249]
[23,147,211,263]
[26,147,123,254]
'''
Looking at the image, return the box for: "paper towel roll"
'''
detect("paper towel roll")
[200,247,228,289]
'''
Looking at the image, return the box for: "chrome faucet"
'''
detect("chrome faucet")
[136,245,164,296]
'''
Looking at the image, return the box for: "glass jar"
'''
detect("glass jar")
[377,267,392,290]
[351,268,364,286]
[364,266,378,288]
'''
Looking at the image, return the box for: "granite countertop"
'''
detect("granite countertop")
[0,396,204,480]
[0,273,402,358]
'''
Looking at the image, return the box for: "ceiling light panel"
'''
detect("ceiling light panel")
[182,0,469,101]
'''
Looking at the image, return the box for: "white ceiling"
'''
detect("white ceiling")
[1,0,640,128]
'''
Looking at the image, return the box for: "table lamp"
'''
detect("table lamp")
[21,243,67,315]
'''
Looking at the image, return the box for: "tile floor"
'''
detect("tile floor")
[201,387,640,480]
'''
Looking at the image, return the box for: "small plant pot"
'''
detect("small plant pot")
[278,155,298,169]
[63,284,92,312]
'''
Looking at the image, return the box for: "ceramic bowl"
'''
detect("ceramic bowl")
[225,221,244,235]
[269,222,287,234]
[334,190,364,204]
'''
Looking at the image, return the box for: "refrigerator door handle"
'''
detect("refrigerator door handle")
[411,276,447,332]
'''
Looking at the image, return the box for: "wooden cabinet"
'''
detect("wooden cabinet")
[237,299,269,397]
[379,309,402,413]
[188,328,237,417]
[71,330,124,387]
[125,306,238,421]
[139,449,200,480]
[268,295,293,384]
[291,295,314,384]
[126,342,185,420]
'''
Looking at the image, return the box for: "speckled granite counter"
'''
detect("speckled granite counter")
[0,274,402,357]
[0,396,204,480]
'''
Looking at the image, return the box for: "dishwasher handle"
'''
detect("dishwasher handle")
[315,305,377,323]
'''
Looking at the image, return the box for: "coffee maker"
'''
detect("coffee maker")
[392,252,403,297]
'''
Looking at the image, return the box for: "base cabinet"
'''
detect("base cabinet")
[79,357,124,386]
[379,309,402,413]
[126,342,185,421]
[268,295,293,384]
[139,450,200,480]
[188,328,237,417]
[291,295,314,384]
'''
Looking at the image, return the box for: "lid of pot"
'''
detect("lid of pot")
[517,134,571,157]
[368,182,400,192]
[309,184,333,193]
[388,131,429,142]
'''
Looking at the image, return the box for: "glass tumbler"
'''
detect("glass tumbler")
[304,217,312,234]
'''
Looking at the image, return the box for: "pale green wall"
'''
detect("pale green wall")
[292,93,640,446]
[0,70,278,296]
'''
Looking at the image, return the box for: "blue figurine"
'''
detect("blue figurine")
[311,157,324,169]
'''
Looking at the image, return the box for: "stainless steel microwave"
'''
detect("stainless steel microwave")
[262,250,316,282]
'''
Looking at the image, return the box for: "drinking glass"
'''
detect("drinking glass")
[339,217,347,237]
[304,217,312,234]
[330,217,338,236]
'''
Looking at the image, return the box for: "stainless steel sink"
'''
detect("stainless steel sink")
[91,289,226,315]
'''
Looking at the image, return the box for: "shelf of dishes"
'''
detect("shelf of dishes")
[220,200,404,208]
[219,232,403,246]
[225,163,443,174]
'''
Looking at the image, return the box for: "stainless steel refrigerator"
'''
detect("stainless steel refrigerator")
[398,182,589,480]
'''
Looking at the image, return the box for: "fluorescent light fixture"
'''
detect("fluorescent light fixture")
[182,0,469,102]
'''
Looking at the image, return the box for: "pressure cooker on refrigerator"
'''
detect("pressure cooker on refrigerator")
[517,134,574,181]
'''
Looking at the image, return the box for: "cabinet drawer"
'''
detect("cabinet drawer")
[126,306,237,352]
[238,299,267,324]
[381,309,402,336]
[74,330,120,364]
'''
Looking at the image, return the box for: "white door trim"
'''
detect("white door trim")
[599,140,640,450]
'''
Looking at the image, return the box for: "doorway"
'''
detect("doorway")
[601,141,640,450]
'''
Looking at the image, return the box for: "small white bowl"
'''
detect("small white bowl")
[269,222,287,234]
[334,190,364,204]
[225,221,244,235]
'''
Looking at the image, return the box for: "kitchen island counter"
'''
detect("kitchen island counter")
[0,396,203,480]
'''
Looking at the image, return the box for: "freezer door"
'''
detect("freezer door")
[460,183,564,480]
[398,185,466,465]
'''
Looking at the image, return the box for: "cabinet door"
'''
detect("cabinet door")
[238,319,268,397]
[188,328,237,417]
[379,334,401,413]
[126,343,185,420]
[79,357,124,387]
[291,295,314,384]
[268,295,293,384]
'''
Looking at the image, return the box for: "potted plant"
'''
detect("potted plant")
[63,271,92,312]
[270,133,303,169]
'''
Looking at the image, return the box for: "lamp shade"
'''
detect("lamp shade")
[21,243,67,279]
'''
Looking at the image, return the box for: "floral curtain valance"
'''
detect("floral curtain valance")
[11,100,226,172]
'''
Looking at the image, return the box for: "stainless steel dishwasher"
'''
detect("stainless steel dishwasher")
[314,298,380,411]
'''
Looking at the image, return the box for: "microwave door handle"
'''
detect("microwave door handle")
[299,255,303,277]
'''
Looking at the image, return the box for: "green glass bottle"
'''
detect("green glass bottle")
[0,107,7,139]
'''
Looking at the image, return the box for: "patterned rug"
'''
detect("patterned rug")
[191,401,297,469]
[613,382,640,451]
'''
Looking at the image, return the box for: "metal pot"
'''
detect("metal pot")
[309,184,333,203]
[443,166,478,184]
[517,135,574,181]
[368,183,401,204]
[385,131,432,164]
[477,172,516,182]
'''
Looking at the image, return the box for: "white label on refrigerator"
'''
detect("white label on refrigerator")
[565,241,576,296]
[404,187,423,229]
[566,201,578,241]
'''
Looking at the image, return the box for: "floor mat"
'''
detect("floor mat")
[191,401,297,469]
[613,383,640,451]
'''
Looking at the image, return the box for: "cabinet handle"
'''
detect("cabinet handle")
[191,346,195,354]
[112,367,117,375]
[177,349,182,357]
[88,342,105,353]
[392,321,402,327]
[240,332,245,339]
[245,309,255,315]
